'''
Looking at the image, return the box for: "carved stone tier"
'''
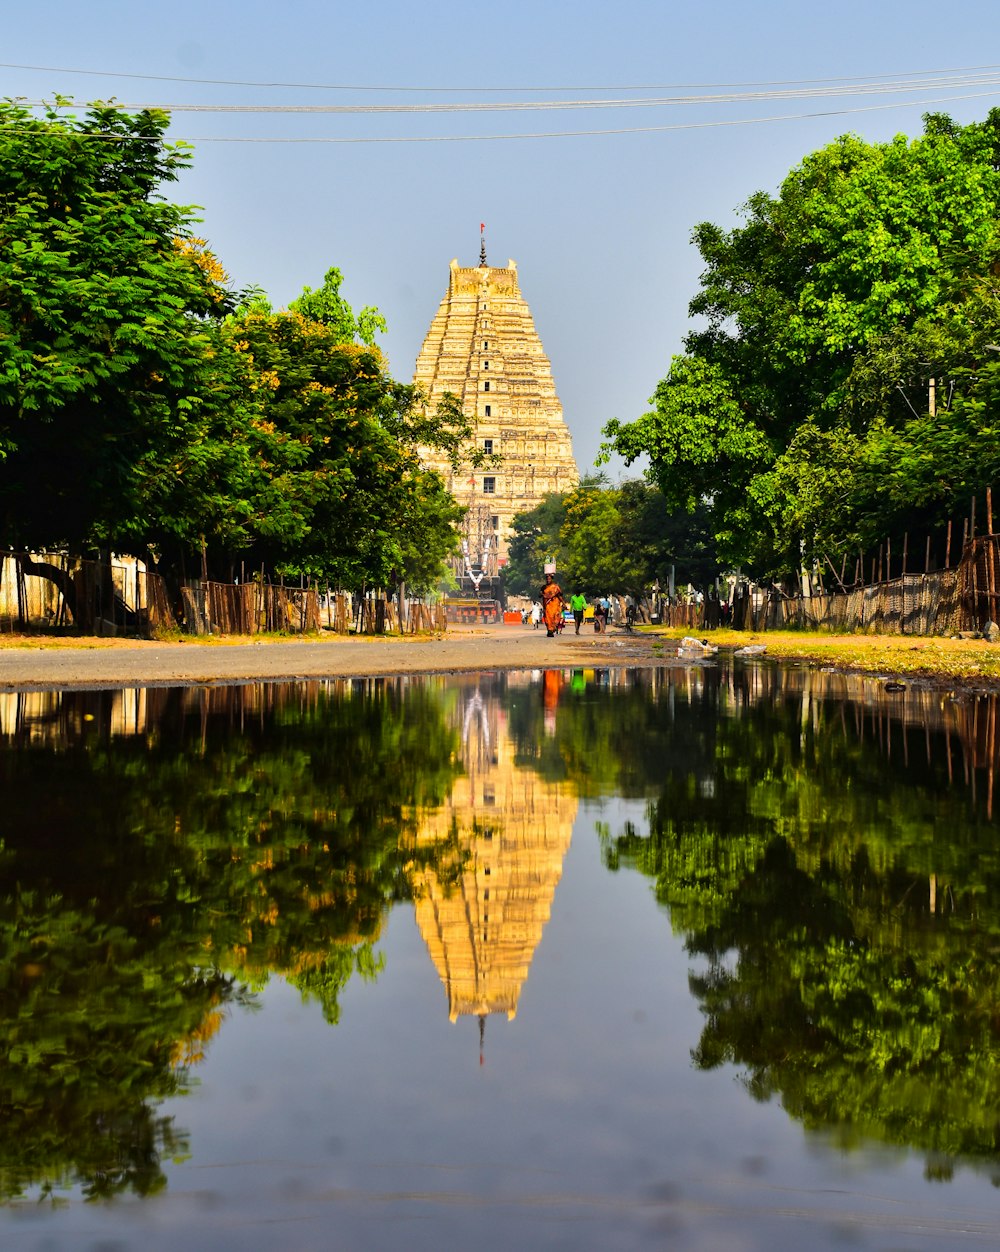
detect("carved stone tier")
[414,259,579,563]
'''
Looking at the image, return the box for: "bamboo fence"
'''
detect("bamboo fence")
[0,552,448,638]
[728,567,966,635]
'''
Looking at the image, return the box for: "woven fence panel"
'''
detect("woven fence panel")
[661,602,703,630]
[137,571,174,635]
[719,563,975,637]
[406,602,442,633]
[962,536,1000,629]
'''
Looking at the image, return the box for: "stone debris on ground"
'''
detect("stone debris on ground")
[677,636,719,657]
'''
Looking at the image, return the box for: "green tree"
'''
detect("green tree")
[613,479,718,591]
[506,479,719,597]
[0,102,236,559]
[603,110,1000,574]
[764,271,1000,555]
[288,265,386,346]
[220,306,466,591]
[504,492,568,596]
[0,101,476,607]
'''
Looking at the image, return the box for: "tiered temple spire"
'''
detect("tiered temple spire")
[413,250,579,566]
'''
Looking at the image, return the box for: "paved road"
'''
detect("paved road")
[0,623,659,691]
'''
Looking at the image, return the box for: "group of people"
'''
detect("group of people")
[531,573,615,637]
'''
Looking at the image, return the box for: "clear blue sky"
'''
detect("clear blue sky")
[5,0,1000,474]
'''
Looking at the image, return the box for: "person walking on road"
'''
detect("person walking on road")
[569,590,586,634]
[541,572,564,637]
[624,593,636,630]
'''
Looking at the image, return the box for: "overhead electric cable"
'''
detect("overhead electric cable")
[11,89,997,145]
[186,91,1000,140]
[14,72,1000,117]
[3,59,1000,93]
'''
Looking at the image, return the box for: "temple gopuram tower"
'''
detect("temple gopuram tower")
[413,249,579,570]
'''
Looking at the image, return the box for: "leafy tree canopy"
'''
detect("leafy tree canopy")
[0,102,473,597]
[505,478,717,597]
[602,110,1000,574]
[0,101,235,556]
[288,265,387,346]
[216,306,466,589]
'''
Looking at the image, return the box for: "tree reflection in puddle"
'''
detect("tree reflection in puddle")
[2,664,1000,1224]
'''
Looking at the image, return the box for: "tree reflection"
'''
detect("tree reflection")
[7,664,1000,1196]
[602,666,1000,1178]
[0,679,463,1199]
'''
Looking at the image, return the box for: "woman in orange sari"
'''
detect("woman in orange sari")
[540,572,564,637]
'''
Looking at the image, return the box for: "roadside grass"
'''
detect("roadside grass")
[647,625,1000,683]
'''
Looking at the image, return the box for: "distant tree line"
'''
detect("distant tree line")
[0,101,474,598]
[602,109,1000,581]
[504,475,717,597]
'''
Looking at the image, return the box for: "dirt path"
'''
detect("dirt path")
[0,624,655,691]
[4,622,1000,692]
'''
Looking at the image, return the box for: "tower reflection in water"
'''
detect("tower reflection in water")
[405,673,577,1045]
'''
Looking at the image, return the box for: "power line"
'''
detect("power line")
[3,59,1000,94]
[8,89,991,145]
[10,70,1000,125]
[181,91,1000,141]
[14,76,1000,115]
[5,86,998,146]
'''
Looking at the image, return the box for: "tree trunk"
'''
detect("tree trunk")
[16,554,78,624]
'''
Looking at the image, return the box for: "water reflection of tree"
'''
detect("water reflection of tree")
[0,679,462,1200]
[9,665,1000,1196]
[602,666,1000,1178]
[504,668,713,798]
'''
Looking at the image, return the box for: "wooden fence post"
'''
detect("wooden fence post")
[988,489,996,625]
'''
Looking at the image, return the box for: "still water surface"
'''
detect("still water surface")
[3,663,1000,1249]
